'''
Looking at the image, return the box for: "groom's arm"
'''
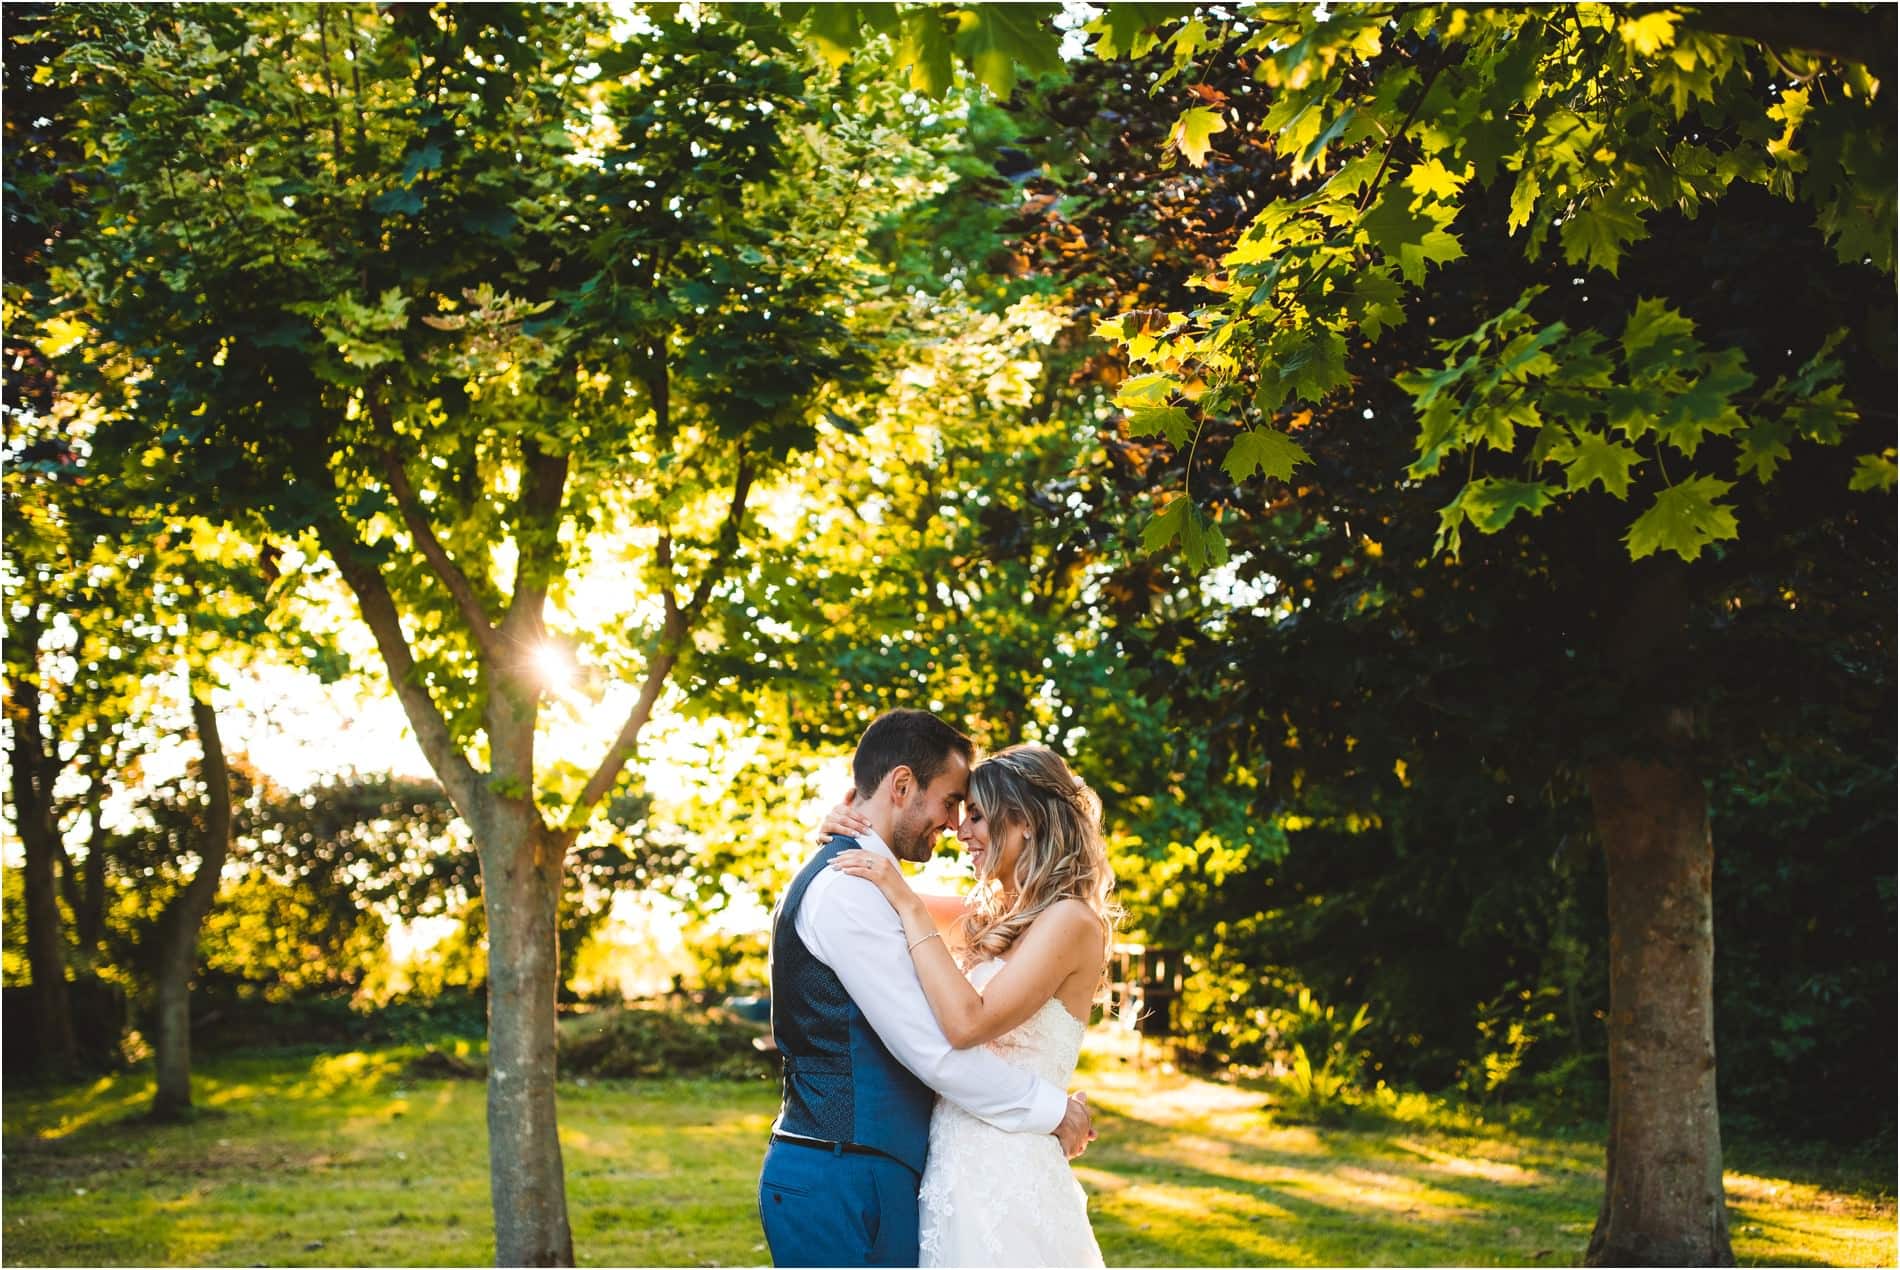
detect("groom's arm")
[800,871,1069,1135]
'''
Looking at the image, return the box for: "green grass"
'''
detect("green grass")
[4,1032,1892,1267]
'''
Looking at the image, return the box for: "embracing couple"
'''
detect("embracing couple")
[758,709,1119,1267]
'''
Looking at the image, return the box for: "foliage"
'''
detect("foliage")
[555,1003,771,1082]
[1086,5,1894,567]
[1269,988,1373,1122]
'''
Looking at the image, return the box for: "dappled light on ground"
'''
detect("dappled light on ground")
[3,1040,1892,1268]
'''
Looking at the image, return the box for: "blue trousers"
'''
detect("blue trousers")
[758,1137,921,1267]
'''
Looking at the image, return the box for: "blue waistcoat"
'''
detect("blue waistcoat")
[768,836,935,1175]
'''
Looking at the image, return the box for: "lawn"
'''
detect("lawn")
[4,1031,1892,1267]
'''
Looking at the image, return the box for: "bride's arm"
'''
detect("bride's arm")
[830,850,1096,1048]
[813,793,969,934]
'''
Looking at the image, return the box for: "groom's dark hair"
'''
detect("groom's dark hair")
[853,709,975,799]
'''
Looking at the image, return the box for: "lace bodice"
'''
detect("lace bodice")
[917,958,1103,1267]
[963,957,1087,1083]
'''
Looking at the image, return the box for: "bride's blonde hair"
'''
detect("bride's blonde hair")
[959,744,1123,982]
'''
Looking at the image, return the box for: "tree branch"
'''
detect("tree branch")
[317,520,487,820]
[563,608,685,832]
[684,454,755,618]
[366,394,504,663]
[505,436,570,632]
[564,453,755,830]
[178,679,232,927]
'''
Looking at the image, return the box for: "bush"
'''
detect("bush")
[184,987,488,1053]
[557,1002,772,1081]
[1269,989,1373,1122]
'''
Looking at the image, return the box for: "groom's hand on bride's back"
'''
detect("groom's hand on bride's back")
[1055,1091,1094,1159]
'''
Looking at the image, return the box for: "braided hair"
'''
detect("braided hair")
[959,743,1123,983]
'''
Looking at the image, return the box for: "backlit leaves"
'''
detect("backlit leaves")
[1143,497,1229,571]
[1849,450,1898,493]
[1625,476,1740,561]
[1222,427,1311,484]
[1169,106,1228,168]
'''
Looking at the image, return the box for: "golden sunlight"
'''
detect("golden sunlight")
[531,641,579,692]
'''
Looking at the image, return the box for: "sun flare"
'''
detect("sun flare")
[531,641,578,692]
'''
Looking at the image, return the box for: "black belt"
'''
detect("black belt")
[770,1133,890,1160]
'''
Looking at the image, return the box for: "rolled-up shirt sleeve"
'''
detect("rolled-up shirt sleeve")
[797,866,1068,1135]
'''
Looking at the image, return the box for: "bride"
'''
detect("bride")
[819,742,1120,1268]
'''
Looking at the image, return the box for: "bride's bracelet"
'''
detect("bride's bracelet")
[907,930,942,953]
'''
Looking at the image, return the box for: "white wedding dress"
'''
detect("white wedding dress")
[917,958,1105,1268]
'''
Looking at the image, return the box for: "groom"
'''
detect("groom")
[758,709,1094,1267]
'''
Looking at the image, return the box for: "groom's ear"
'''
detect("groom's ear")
[887,765,914,803]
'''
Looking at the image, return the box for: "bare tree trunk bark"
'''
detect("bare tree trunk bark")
[479,803,573,1267]
[150,694,232,1121]
[5,669,80,1077]
[479,657,573,1268]
[1584,560,1733,1267]
[1585,753,1733,1266]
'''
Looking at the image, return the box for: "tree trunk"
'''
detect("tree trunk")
[1585,559,1733,1267]
[5,671,80,1076]
[478,661,573,1268]
[150,695,232,1121]
[479,807,573,1266]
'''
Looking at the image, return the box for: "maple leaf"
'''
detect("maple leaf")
[1560,431,1644,498]
[1129,406,1194,448]
[1849,450,1897,493]
[1625,476,1740,561]
[1222,427,1311,483]
[1169,106,1229,168]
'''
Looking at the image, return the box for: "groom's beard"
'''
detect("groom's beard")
[891,813,939,863]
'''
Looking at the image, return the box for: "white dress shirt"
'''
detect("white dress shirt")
[791,828,1069,1135]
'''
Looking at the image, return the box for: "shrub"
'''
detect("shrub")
[557,1002,772,1081]
[1270,989,1372,1121]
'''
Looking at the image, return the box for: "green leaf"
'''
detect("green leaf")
[1360,186,1462,285]
[1129,406,1194,447]
[1169,106,1228,168]
[1507,169,1542,234]
[1142,498,1228,571]
[1559,431,1644,498]
[1141,497,1189,555]
[1559,192,1645,274]
[1625,476,1740,561]
[1620,298,1700,371]
[897,9,955,97]
[1114,373,1178,410]
[399,142,444,185]
[955,5,1063,98]
[1653,349,1753,457]
[1735,418,1793,483]
[1343,269,1406,341]
[1296,106,1358,175]
[1462,477,1555,533]
[1403,156,1468,202]
[800,3,888,67]
[371,187,424,217]
[1085,3,1189,59]
[1179,503,1230,571]
[1222,427,1311,483]
[1782,383,1856,444]
[1261,329,1348,409]
[1849,449,1897,493]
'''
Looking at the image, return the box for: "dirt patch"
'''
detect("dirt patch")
[3,1134,336,1191]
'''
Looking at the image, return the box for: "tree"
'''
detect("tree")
[801,7,1892,1261]
[1081,12,1890,1263]
[36,5,957,1259]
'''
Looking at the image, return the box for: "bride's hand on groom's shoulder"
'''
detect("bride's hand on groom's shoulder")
[829,848,905,895]
[815,788,872,844]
